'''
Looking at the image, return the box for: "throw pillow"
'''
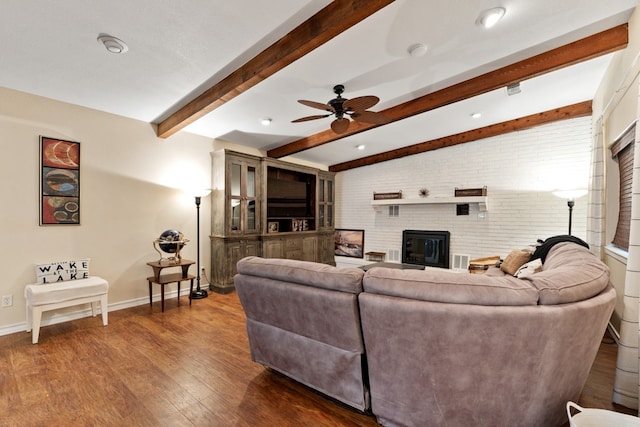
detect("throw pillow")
[35,259,90,283]
[500,250,531,276]
[514,258,543,278]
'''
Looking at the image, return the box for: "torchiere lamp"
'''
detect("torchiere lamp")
[552,189,588,236]
[191,189,211,301]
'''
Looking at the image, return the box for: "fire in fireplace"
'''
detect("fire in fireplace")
[402,230,450,269]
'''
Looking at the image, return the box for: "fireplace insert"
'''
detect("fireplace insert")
[402,230,450,269]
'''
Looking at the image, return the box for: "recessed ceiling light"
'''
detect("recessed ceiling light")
[471,112,482,119]
[260,117,272,126]
[356,144,365,150]
[97,34,128,54]
[476,7,505,29]
[407,43,428,57]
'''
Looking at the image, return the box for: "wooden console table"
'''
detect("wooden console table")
[146,259,195,312]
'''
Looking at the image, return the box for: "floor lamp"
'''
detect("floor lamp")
[191,190,211,300]
[553,190,587,236]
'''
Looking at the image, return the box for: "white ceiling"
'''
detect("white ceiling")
[1,0,637,168]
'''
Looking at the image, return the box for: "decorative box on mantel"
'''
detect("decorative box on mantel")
[373,191,402,200]
[454,186,487,197]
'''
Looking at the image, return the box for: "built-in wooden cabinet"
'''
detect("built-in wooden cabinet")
[209,150,335,293]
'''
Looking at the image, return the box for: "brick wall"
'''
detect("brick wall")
[335,116,592,265]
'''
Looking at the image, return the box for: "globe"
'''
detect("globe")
[158,229,185,254]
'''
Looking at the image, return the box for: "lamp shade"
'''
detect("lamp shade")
[552,189,587,200]
[190,188,211,198]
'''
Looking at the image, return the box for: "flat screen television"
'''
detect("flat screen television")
[266,166,316,232]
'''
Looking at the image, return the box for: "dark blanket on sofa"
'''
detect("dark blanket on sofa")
[530,235,589,263]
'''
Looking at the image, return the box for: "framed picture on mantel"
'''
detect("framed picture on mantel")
[335,229,364,258]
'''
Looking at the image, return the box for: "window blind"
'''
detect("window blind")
[611,123,636,251]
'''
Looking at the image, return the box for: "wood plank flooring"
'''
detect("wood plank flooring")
[0,291,636,426]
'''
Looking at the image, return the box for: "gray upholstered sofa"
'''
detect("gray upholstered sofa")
[234,257,369,410]
[234,241,615,427]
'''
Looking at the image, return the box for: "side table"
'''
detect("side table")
[146,259,195,312]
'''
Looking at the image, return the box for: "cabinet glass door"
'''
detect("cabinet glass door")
[327,180,333,226]
[231,163,241,196]
[245,165,258,232]
[231,199,241,231]
[318,174,334,229]
[227,158,259,235]
[319,179,325,227]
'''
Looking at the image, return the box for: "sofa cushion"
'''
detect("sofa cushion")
[524,242,610,305]
[25,276,108,305]
[363,267,539,306]
[236,256,364,294]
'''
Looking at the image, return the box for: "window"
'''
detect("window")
[610,123,635,251]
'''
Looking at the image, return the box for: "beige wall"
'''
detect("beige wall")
[0,87,213,331]
[592,7,640,328]
[605,252,630,331]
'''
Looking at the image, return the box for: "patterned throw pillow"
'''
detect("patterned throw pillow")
[35,259,90,283]
[514,258,543,278]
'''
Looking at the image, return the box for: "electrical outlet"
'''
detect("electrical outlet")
[2,295,13,307]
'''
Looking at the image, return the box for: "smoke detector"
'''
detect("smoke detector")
[97,34,128,54]
[408,43,428,57]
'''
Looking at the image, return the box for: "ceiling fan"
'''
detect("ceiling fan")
[292,85,390,134]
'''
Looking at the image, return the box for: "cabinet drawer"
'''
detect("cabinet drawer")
[285,249,303,260]
[285,238,302,249]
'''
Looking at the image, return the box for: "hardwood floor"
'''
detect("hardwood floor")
[0,291,636,426]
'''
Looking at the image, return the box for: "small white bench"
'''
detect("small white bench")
[25,276,109,344]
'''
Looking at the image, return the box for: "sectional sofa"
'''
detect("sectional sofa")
[233,241,615,427]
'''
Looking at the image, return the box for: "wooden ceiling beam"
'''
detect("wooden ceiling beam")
[156,0,395,138]
[269,24,627,158]
[328,101,592,172]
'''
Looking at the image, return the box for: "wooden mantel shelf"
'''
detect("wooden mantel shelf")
[371,196,488,212]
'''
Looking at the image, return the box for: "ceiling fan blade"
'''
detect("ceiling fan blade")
[331,118,350,134]
[298,99,334,112]
[343,95,379,112]
[351,110,390,125]
[291,114,332,123]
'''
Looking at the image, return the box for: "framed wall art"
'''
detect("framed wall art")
[39,136,81,225]
[334,229,364,258]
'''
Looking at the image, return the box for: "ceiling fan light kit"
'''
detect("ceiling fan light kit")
[292,84,390,134]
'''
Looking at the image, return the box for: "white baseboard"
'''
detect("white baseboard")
[0,288,191,338]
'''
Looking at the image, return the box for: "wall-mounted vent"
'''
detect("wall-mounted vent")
[452,253,470,271]
[388,249,400,261]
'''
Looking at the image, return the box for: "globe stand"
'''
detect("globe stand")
[153,230,189,264]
